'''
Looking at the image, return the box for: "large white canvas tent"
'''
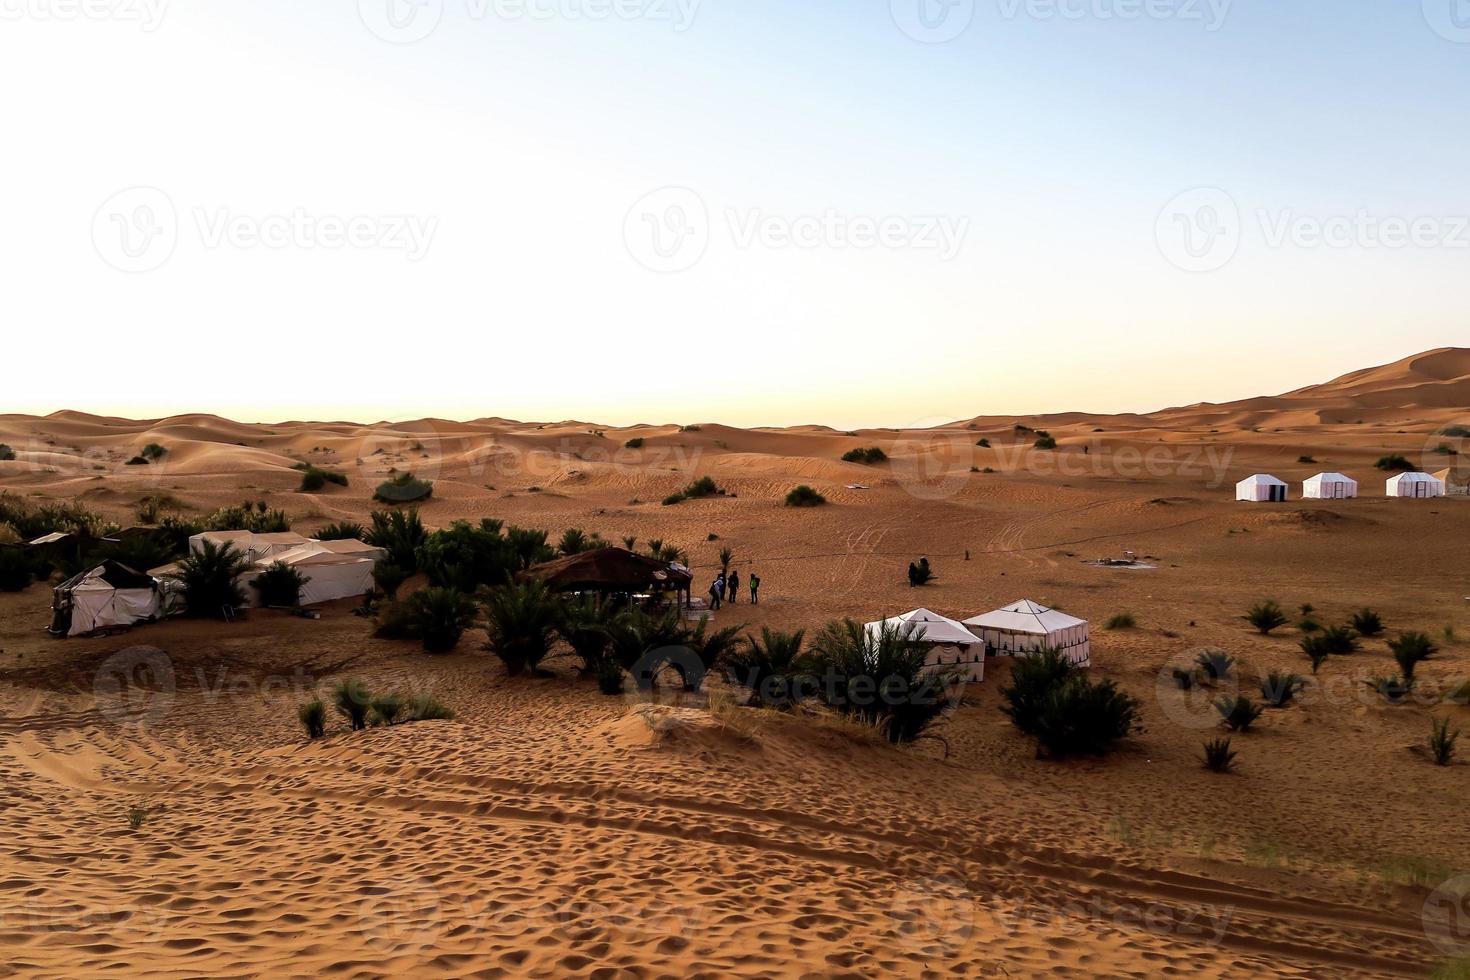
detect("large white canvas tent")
[865,608,984,682]
[963,599,1091,667]
[243,542,378,607]
[50,561,163,637]
[1302,472,1358,499]
[1386,472,1446,499]
[1236,474,1288,502]
[189,530,311,565]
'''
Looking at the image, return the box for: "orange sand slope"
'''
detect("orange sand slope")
[3,348,1470,978]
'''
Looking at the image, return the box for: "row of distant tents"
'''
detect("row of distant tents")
[865,601,1091,683]
[1236,471,1455,502]
[50,530,385,637]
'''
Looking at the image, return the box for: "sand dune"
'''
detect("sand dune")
[2,349,1469,977]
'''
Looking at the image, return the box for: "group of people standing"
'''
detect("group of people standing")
[708,569,759,610]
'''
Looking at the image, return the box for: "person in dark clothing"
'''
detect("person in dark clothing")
[727,570,740,604]
[749,572,760,605]
[708,578,722,610]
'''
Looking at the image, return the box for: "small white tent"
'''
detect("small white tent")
[1386,472,1446,499]
[1302,472,1358,500]
[1236,474,1288,503]
[865,608,984,682]
[50,561,164,637]
[244,542,378,607]
[189,530,311,565]
[963,599,1091,667]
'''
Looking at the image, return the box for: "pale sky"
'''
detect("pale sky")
[1,1,1466,429]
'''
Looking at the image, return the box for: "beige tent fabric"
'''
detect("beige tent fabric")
[243,542,378,607]
[964,600,1091,668]
[865,608,984,682]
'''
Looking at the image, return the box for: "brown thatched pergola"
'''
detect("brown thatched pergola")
[521,547,693,607]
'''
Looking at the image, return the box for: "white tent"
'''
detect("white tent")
[963,599,1091,667]
[189,530,311,565]
[312,539,388,562]
[865,608,984,682]
[1386,472,1446,499]
[244,542,378,607]
[1236,474,1288,502]
[1302,472,1358,499]
[50,561,163,637]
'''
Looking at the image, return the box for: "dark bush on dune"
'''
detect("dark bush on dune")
[203,504,290,534]
[1429,718,1459,766]
[1375,454,1417,472]
[141,443,168,461]
[1260,672,1304,708]
[1319,625,1359,654]
[298,699,327,739]
[1214,695,1263,732]
[1194,648,1236,681]
[371,562,410,600]
[374,471,434,504]
[841,447,888,465]
[786,485,826,508]
[399,587,479,654]
[418,519,517,590]
[406,692,455,722]
[0,444,14,462]
[1202,737,1237,773]
[624,437,645,449]
[297,465,348,493]
[332,679,373,731]
[1389,632,1437,681]
[1300,635,1332,674]
[1000,649,1139,759]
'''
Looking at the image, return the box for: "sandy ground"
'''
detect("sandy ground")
[3,348,1470,978]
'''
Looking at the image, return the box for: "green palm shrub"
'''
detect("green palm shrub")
[366,509,427,571]
[1244,600,1288,634]
[1000,649,1077,735]
[167,541,250,618]
[725,628,807,709]
[808,618,957,745]
[504,526,553,570]
[596,659,626,696]
[0,444,14,461]
[481,581,561,675]
[1390,632,1437,681]
[1375,454,1416,472]
[315,521,366,541]
[1364,675,1413,704]
[557,527,604,556]
[1194,648,1236,681]
[1301,635,1332,674]
[1429,718,1459,766]
[418,520,516,590]
[372,562,410,600]
[1260,672,1304,708]
[1320,626,1359,654]
[1029,676,1140,759]
[1215,695,1263,732]
[680,619,744,692]
[1349,608,1384,637]
[557,595,619,673]
[252,561,308,608]
[401,587,478,654]
[1202,737,1237,773]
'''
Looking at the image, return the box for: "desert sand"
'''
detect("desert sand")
[3,348,1470,978]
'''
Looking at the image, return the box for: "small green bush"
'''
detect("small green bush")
[125,456,150,466]
[298,699,327,739]
[1390,632,1437,681]
[1215,695,1263,732]
[1244,600,1288,634]
[976,438,990,448]
[1202,737,1237,773]
[1034,435,1058,450]
[402,587,479,654]
[332,679,373,731]
[0,444,14,462]
[297,466,348,493]
[785,485,827,507]
[841,447,888,465]
[314,521,366,541]
[1350,608,1384,637]
[1194,648,1236,681]
[141,443,168,461]
[1429,718,1459,766]
[1300,635,1331,674]
[1319,625,1358,654]
[1260,672,1304,708]
[1104,611,1136,630]
[1364,675,1413,704]
[406,692,455,722]
[370,692,405,726]
[624,437,645,449]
